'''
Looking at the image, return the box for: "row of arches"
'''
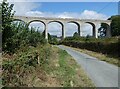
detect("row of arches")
[13,19,111,40]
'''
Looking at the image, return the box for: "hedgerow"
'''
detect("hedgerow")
[61,36,119,58]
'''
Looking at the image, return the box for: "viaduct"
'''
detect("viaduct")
[13,16,112,40]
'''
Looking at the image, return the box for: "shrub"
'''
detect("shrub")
[2,45,51,86]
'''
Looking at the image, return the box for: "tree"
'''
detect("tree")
[48,33,52,42]
[42,30,51,42]
[99,15,120,37]
[0,3,2,52]
[73,32,79,38]
[109,15,120,36]
[98,23,107,37]
[2,0,15,50]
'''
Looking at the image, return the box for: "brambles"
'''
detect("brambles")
[2,45,52,86]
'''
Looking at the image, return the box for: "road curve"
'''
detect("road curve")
[57,45,119,87]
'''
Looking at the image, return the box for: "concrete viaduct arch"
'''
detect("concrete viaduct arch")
[67,21,81,36]
[48,21,65,39]
[28,20,46,26]
[28,20,46,33]
[13,16,111,40]
[85,22,96,38]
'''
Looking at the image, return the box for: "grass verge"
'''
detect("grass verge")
[45,46,95,87]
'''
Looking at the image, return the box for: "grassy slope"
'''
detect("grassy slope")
[64,45,119,67]
[2,44,95,87]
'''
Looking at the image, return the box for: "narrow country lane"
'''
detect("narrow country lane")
[57,45,119,87]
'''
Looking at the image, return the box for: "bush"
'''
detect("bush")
[49,37,59,45]
[2,45,51,86]
[3,22,47,54]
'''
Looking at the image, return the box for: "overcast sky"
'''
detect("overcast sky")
[8,1,118,37]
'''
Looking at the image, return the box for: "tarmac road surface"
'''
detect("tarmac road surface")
[57,45,119,88]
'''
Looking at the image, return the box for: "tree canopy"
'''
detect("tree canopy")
[109,15,120,36]
[2,0,15,49]
[73,32,79,38]
[99,15,120,37]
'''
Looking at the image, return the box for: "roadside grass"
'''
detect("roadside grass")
[2,44,95,87]
[64,45,119,67]
[44,46,95,87]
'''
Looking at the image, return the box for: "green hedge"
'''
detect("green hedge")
[61,37,119,58]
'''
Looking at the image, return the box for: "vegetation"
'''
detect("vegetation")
[2,0,47,86]
[2,0,95,87]
[62,36,119,43]
[1,1,46,54]
[61,36,119,63]
[61,16,120,65]
[47,33,59,45]
[2,45,95,87]
[67,45,119,67]
[49,36,59,45]
[4,22,47,54]
[99,15,120,37]
[73,32,79,38]
[2,0,15,51]
[2,0,119,87]
[2,45,51,86]
[42,30,59,45]
[110,15,120,36]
